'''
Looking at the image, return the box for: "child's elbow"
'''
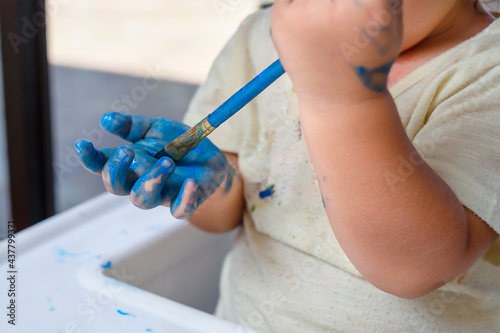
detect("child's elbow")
[368,274,447,299]
[383,283,443,300]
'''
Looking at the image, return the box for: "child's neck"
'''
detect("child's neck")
[388,9,495,88]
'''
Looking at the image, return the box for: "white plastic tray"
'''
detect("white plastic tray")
[0,193,260,333]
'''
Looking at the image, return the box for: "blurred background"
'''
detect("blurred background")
[0,0,273,238]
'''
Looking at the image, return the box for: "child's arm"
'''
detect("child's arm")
[272,0,498,298]
[76,113,244,232]
[188,152,245,233]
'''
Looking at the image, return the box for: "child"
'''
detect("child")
[76,0,500,331]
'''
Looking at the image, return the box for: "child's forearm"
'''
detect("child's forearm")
[300,93,498,298]
[187,152,244,233]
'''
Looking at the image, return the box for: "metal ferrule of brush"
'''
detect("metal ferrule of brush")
[154,118,216,161]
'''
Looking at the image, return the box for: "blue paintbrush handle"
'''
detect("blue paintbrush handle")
[207,59,285,127]
[154,59,285,160]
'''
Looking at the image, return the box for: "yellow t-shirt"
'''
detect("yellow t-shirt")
[184,9,500,333]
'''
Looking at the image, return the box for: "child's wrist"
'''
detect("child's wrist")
[297,88,392,117]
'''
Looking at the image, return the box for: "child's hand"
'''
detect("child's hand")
[271,0,402,108]
[75,112,229,219]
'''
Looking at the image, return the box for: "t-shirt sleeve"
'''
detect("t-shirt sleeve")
[182,13,260,154]
[412,53,500,234]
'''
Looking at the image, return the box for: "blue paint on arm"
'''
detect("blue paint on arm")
[223,163,239,195]
[353,60,395,93]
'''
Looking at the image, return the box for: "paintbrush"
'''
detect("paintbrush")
[154,59,285,161]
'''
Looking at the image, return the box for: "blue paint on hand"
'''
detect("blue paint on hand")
[76,113,235,219]
[101,112,130,139]
[75,139,105,174]
[259,185,275,199]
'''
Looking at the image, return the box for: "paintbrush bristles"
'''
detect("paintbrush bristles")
[154,118,216,161]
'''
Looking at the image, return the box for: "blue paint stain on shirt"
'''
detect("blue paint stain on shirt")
[101,261,112,269]
[117,309,136,317]
[259,184,275,199]
[50,306,55,312]
[146,329,153,332]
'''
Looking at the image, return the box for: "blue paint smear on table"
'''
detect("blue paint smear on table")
[259,184,275,199]
[101,261,112,269]
[54,247,92,258]
[117,309,136,317]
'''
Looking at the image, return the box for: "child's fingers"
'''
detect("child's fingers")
[130,157,176,209]
[170,179,199,220]
[101,112,156,143]
[101,146,137,195]
[75,138,108,175]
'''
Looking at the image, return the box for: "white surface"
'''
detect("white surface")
[0,193,260,333]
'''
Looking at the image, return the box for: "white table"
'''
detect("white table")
[0,193,259,333]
